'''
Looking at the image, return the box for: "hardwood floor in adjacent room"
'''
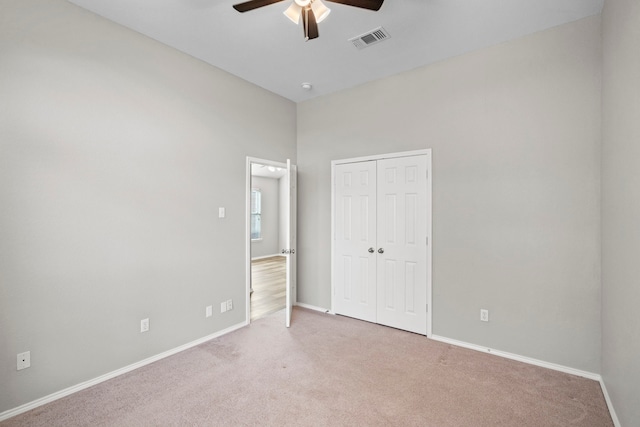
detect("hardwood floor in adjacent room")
[251,256,286,321]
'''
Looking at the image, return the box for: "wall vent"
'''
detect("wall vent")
[349,27,390,50]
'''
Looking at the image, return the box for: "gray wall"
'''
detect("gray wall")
[602,0,640,424]
[0,0,296,413]
[250,176,280,258]
[4,0,637,420]
[297,16,602,372]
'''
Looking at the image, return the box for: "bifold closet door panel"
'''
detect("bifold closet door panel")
[334,160,378,323]
[376,155,428,335]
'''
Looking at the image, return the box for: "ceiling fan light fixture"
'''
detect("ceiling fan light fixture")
[234,0,383,40]
[283,3,302,24]
[311,0,331,23]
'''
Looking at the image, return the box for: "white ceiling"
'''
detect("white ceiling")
[251,163,287,178]
[67,0,603,103]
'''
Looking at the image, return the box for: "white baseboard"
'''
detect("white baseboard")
[598,378,621,427]
[2,322,620,426]
[251,254,285,260]
[431,335,621,425]
[294,302,333,314]
[430,334,600,380]
[0,321,246,423]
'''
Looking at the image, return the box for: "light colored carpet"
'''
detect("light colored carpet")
[2,307,613,426]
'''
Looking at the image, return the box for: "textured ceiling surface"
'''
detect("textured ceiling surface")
[67,0,603,102]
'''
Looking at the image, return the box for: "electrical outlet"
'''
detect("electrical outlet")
[480,309,489,322]
[17,351,30,371]
[140,318,150,333]
[226,299,233,311]
[221,302,227,313]
[206,305,213,318]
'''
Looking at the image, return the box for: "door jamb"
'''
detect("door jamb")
[330,149,433,337]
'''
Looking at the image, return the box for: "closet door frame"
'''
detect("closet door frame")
[330,149,432,337]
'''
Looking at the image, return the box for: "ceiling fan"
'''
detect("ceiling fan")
[232,0,384,41]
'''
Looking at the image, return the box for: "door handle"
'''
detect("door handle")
[378,248,384,254]
[368,247,375,253]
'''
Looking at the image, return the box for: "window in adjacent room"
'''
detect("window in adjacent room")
[251,188,262,240]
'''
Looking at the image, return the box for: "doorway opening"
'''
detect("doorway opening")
[245,157,296,326]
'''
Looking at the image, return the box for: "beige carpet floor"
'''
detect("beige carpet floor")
[2,307,613,426]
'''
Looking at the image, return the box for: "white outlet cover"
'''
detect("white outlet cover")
[227,299,233,311]
[17,351,31,370]
[206,305,213,318]
[221,302,227,313]
[140,318,150,332]
[480,309,489,322]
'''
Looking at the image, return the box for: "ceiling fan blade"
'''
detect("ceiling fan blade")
[233,0,285,13]
[307,8,319,39]
[325,0,384,11]
[303,7,319,40]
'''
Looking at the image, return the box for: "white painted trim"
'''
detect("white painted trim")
[425,150,433,338]
[430,334,600,381]
[330,162,336,315]
[294,302,333,314]
[245,157,252,326]
[330,149,433,337]
[331,149,431,166]
[599,378,621,427]
[0,321,246,423]
[246,157,288,325]
[251,254,286,261]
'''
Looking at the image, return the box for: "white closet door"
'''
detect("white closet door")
[376,155,428,335]
[334,161,378,322]
[333,153,430,335]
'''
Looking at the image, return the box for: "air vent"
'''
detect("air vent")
[349,27,390,50]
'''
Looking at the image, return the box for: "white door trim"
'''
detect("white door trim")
[331,149,433,337]
[285,159,297,328]
[245,156,288,325]
[332,149,430,166]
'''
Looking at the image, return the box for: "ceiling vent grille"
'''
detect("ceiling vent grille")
[349,27,390,50]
